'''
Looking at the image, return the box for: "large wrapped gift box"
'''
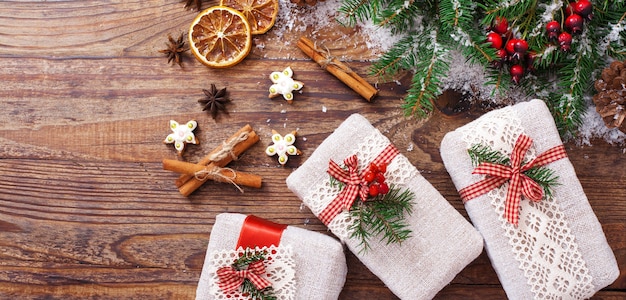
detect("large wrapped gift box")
[196,213,347,300]
[440,99,619,299]
[286,113,483,299]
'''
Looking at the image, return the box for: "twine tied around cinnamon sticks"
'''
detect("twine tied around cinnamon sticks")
[208,131,249,162]
[297,36,378,102]
[163,124,261,196]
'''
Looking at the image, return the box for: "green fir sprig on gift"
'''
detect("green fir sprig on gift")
[468,144,560,199]
[337,0,626,138]
[349,185,415,253]
[231,249,277,300]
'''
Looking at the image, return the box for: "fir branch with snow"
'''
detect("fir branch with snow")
[337,0,626,138]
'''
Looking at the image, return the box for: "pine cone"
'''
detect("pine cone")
[593,60,626,133]
[290,0,325,6]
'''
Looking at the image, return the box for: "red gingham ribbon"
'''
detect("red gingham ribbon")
[318,144,400,225]
[216,260,271,292]
[459,134,567,226]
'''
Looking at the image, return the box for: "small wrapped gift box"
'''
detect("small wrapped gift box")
[440,99,619,299]
[286,114,483,300]
[196,213,347,300]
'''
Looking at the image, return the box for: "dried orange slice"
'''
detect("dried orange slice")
[220,0,279,35]
[188,6,252,68]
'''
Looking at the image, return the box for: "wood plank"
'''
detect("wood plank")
[0,0,623,299]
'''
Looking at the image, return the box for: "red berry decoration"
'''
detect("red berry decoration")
[491,16,509,34]
[545,20,561,41]
[496,49,507,60]
[514,39,528,54]
[377,163,387,174]
[362,162,390,199]
[379,183,390,195]
[364,171,375,183]
[486,32,503,49]
[505,38,517,55]
[565,14,584,34]
[369,184,380,197]
[574,0,593,20]
[565,2,576,16]
[512,39,528,60]
[510,64,524,84]
[558,32,573,51]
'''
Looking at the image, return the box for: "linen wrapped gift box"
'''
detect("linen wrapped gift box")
[196,213,347,300]
[440,99,619,299]
[286,114,483,300]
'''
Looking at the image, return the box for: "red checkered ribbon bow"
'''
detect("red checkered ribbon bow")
[459,134,567,226]
[216,260,271,292]
[319,144,399,225]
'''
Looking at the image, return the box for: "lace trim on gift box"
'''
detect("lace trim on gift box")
[303,131,418,241]
[207,245,295,300]
[460,106,595,299]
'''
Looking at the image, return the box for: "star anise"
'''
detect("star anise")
[198,84,230,119]
[182,0,203,11]
[159,33,188,68]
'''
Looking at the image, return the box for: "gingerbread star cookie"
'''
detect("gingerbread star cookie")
[164,120,198,156]
[268,67,304,103]
[265,130,300,165]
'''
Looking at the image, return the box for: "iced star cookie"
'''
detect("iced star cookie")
[266,130,300,165]
[164,120,198,156]
[268,67,304,103]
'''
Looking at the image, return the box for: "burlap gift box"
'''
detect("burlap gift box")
[440,99,619,299]
[286,113,483,300]
[196,213,347,300]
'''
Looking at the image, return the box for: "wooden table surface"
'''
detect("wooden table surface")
[0,1,624,299]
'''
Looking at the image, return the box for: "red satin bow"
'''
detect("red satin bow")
[459,134,567,226]
[217,260,271,292]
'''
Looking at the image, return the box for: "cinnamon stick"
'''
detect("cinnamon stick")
[175,124,258,187]
[297,36,378,102]
[176,125,260,196]
[163,159,262,189]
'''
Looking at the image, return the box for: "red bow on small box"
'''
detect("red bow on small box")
[319,145,399,225]
[459,134,567,226]
[216,260,272,293]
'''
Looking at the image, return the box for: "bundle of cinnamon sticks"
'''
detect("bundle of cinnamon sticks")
[163,124,261,196]
[297,36,378,102]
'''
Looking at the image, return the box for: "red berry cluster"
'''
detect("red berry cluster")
[363,162,389,198]
[546,0,593,52]
[485,16,533,84]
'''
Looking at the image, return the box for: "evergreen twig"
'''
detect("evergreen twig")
[337,0,626,139]
[349,186,415,253]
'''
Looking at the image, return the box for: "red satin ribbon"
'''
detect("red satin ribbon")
[319,144,400,225]
[459,134,567,226]
[236,215,287,249]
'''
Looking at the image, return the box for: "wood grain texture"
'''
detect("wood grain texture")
[0,1,624,299]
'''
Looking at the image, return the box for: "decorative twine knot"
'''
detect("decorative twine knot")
[459,134,568,226]
[194,166,244,193]
[216,260,271,292]
[316,42,355,75]
[209,132,249,162]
